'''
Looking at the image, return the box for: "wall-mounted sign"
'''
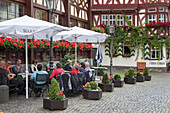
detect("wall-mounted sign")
[148,62,165,65]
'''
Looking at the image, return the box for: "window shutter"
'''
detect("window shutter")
[105,43,109,55]
[144,43,150,60]
[118,43,122,56]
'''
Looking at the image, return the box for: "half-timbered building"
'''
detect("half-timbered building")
[92,0,170,72]
[0,0,92,64]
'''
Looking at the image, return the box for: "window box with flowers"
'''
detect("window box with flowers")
[112,74,124,87]
[82,81,102,100]
[98,73,114,92]
[43,78,68,110]
[124,68,136,84]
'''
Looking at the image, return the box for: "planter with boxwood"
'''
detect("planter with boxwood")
[135,72,145,82]
[144,68,151,81]
[124,68,136,84]
[98,73,114,92]
[82,81,102,100]
[113,74,124,87]
[43,78,68,110]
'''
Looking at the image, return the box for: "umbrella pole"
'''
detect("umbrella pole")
[75,37,77,64]
[25,38,28,99]
[50,36,54,75]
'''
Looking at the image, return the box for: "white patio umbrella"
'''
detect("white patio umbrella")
[0,15,69,99]
[54,26,109,64]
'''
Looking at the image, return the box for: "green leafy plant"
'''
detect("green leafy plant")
[59,52,75,69]
[0,55,5,60]
[114,74,121,81]
[125,68,134,78]
[136,71,143,77]
[83,81,101,91]
[102,73,112,84]
[48,78,66,100]
[144,68,149,76]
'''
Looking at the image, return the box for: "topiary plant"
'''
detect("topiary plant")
[102,73,111,84]
[90,81,98,90]
[114,74,121,81]
[144,68,149,76]
[48,78,60,100]
[127,68,134,78]
[136,71,142,76]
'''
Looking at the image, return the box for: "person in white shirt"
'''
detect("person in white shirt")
[31,60,38,73]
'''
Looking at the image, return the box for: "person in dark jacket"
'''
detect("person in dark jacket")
[65,60,72,71]
[79,62,86,72]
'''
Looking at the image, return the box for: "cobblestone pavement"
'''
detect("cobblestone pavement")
[0,71,170,113]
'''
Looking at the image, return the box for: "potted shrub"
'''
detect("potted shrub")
[135,72,145,82]
[82,81,102,100]
[124,68,136,84]
[43,78,68,110]
[144,68,151,81]
[98,73,114,92]
[113,74,124,87]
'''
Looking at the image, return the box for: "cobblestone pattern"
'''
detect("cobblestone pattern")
[0,72,170,113]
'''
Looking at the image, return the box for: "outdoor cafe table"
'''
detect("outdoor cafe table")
[17,73,33,80]
[91,67,108,80]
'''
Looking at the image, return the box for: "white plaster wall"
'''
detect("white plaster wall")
[100,44,167,68]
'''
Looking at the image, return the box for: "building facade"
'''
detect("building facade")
[0,0,92,64]
[0,0,92,28]
[92,0,170,72]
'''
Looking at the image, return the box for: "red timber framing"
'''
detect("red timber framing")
[92,0,170,37]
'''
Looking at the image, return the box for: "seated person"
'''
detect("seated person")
[77,60,81,70]
[65,60,72,71]
[3,60,12,74]
[71,64,80,75]
[12,59,24,75]
[0,60,24,95]
[31,60,38,72]
[85,62,92,78]
[49,63,65,79]
[79,62,86,72]
[46,62,56,71]
[30,64,48,97]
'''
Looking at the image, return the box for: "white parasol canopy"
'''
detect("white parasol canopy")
[54,26,109,63]
[0,15,69,99]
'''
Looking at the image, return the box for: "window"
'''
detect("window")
[117,15,123,26]
[59,16,63,25]
[159,8,164,12]
[34,9,47,21]
[148,14,157,23]
[70,19,76,27]
[165,14,168,22]
[109,15,116,25]
[102,15,108,25]
[0,0,24,21]
[148,8,156,12]
[78,22,87,28]
[159,14,164,22]
[125,15,132,25]
[123,44,131,55]
[54,15,59,24]
[150,46,161,59]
